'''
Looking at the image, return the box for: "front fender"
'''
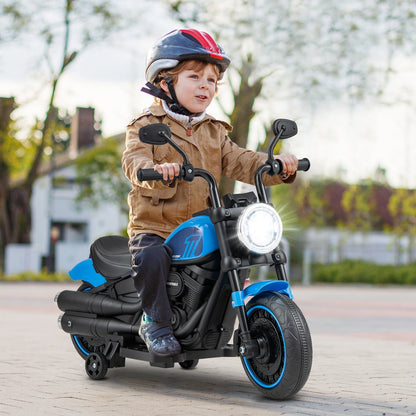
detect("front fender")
[231,280,293,308]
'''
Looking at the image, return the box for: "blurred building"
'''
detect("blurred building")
[5,107,125,274]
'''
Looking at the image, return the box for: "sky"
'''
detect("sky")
[1,2,416,189]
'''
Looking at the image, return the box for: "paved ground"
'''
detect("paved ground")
[0,281,415,416]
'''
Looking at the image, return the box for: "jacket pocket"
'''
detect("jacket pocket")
[139,182,178,206]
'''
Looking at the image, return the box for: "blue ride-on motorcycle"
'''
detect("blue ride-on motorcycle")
[56,118,312,399]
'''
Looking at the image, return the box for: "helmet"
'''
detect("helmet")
[145,28,231,83]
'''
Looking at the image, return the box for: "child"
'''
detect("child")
[122,29,298,358]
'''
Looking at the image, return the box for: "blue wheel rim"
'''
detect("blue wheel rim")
[243,305,287,389]
[73,335,91,357]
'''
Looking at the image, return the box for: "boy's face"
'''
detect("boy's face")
[163,63,218,115]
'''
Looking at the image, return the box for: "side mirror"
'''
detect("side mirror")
[272,119,298,139]
[139,123,171,145]
[138,123,191,166]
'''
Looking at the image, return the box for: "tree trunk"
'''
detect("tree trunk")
[219,59,263,196]
[0,165,9,272]
[0,97,16,271]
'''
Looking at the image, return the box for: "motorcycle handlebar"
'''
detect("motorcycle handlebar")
[297,158,310,172]
[137,158,310,182]
[137,169,165,182]
[137,167,187,182]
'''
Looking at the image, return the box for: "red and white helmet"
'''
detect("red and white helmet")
[145,28,231,83]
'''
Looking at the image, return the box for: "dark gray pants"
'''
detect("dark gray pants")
[128,233,173,323]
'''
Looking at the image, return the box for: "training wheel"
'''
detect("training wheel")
[179,359,199,370]
[85,352,108,380]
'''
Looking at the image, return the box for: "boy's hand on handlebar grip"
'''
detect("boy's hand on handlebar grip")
[274,154,298,176]
[154,163,180,182]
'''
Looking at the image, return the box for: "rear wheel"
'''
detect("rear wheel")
[241,292,312,400]
[71,282,106,360]
[71,335,106,360]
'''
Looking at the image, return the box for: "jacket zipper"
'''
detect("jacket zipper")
[186,123,192,136]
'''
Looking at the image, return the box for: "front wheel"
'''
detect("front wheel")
[241,291,312,400]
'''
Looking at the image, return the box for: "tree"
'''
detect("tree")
[163,0,416,193]
[340,183,374,232]
[0,97,18,271]
[0,1,30,42]
[74,136,130,216]
[388,188,416,264]
[0,0,124,271]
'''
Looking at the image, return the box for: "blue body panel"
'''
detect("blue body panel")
[68,258,106,287]
[165,215,219,261]
[231,280,293,308]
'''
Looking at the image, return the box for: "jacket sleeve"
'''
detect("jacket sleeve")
[122,117,172,190]
[220,134,295,186]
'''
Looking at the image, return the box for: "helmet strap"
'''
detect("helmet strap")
[141,82,176,105]
[165,80,193,116]
[141,81,193,117]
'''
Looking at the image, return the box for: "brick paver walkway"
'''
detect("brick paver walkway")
[0,282,415,415]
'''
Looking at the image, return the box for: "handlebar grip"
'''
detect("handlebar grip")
[137,167,185,182]
[137,169,164,182]
[297,158,310,172]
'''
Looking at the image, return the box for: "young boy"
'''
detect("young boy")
[122,29,298,358]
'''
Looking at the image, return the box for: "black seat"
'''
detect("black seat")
[89,235,131,279]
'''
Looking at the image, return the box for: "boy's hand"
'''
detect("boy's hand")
[274,155,298,177]
[154,163,180,182]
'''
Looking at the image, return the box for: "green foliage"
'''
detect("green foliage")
[340,183,373,232]
[1,2,30,42]
[272,178,345,229]
[313,260,416,285]
[270,178,410,233]
[388,188,416,237]
[387,188,416,263]
[2,107,71,181]
[3,261,414,284]
[292,181,328,228]
[0,111,26,177]
[74,137,130,212]
[0,271,71,282]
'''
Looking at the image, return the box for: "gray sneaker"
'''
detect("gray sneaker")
[139,314,181,358]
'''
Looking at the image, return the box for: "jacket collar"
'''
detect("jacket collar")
[147,101,224,126]
[146,101,232,142]
[162,100,208,126]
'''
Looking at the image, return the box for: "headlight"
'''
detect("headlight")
[237,203,282,254]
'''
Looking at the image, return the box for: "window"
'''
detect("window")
[51,222,88,243]
[52,176,76,190]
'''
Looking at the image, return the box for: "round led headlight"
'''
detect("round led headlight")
[237,203,283,254]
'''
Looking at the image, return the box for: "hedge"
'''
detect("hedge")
[0,271,72,282]
[312,260,416,285]
[2,260,415,285]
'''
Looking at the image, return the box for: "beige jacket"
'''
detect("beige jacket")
[122,101,293,239]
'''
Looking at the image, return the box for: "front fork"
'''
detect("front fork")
[214,218,288,359]
[228,250,292,359]
[228,269,260,359]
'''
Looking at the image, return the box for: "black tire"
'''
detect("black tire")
[85,352,108,380]
[179,359,199,370]
[70,282,106,360]
[241,291,312,400]
[71,334,106,360]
